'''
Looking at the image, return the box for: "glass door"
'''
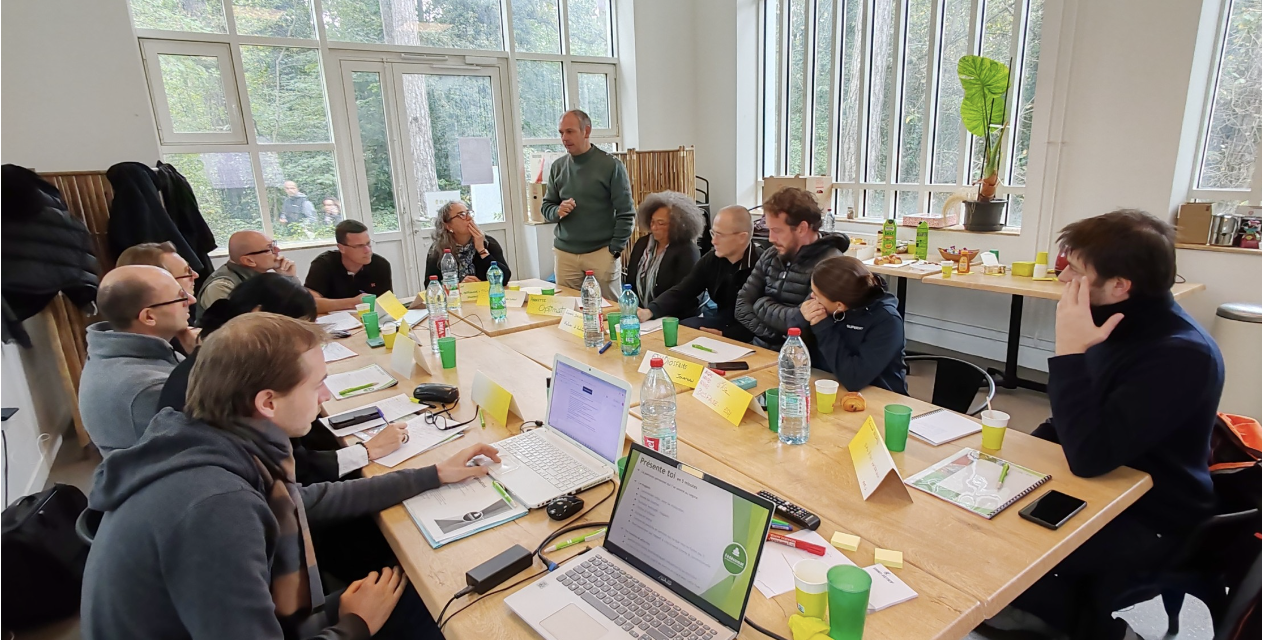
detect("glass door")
[389,62,519,276]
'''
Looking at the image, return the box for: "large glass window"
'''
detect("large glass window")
[761,0,1045,227]
[1190,0,1262,214]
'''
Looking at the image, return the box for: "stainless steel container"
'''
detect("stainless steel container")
[1209,213,1239,246]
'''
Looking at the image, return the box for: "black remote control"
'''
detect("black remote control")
[756,490,821,531]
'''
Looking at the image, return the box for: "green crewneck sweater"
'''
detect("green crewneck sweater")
[541,146,636,254]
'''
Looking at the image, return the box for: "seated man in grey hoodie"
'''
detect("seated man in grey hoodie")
[82,313,500,639]
[79,265,194,456]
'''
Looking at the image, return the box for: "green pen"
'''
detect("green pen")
[997,462,1010,488]
[479,411,486,429]
[338,382,376,396]
[491,480,513,506]
[546,528,607,553]
[691,343,717,354]
[771,518,792,527]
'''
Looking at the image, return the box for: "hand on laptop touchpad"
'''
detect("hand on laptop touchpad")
[540,604,611,640]
[468,454,497,467]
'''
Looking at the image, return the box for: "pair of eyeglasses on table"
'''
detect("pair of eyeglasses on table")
[420,401,480,431]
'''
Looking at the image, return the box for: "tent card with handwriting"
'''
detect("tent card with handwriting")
[459,281,489,303]
[558,308,586,337]
[526,295,569,316]
[375,291,409,323]
[636,351,705,389]
[503,290,528,307]
[471,371,522,425]
[692,368,754,426]
[847,416,908,500]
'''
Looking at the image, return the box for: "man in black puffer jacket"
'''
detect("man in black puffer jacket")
[736,188,849,349]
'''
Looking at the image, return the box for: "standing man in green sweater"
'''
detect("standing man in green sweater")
[541,109,636,300]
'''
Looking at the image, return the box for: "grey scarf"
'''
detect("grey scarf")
[636,237,667,305]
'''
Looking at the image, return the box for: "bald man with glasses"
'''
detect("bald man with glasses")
[197,230,297,314]
[80,266,197,456]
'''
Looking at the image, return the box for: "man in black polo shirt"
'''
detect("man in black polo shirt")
[304,220,392,313]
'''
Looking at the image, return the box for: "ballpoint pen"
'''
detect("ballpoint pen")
[691,343,717,354]
[491,480,514,506]
[997,462,1010,488]
[545,528,607,553]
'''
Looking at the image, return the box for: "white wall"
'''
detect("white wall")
[1,0,159,499]
[630,0,698,152]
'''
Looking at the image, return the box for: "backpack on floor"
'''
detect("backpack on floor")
[1,483,90,633]
[1210,413,1262,511]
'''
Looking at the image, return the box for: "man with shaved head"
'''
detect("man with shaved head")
[635,205,758,342]
[197,230,297,313]
[80,265,196,456]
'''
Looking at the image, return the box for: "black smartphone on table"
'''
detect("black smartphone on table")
[708,361,749,371]
[1019,490,1087,530]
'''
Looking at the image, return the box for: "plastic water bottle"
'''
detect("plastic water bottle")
[618,284,641,356]
[822,209,836,233]
[640,357,678,459]
[425,275,447,354]
[440,249,461,311]
[778,327,812,444]
[487,262,506,321]
[581,270,603,348]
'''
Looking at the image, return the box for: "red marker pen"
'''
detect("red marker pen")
[766,532,825,556]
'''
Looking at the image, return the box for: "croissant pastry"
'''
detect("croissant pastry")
[841,392,866,412]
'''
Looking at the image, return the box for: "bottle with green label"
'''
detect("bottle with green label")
[881,219,897,256]
[916,221,929,261]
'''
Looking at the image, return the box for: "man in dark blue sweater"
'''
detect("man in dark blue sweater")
[999,210,1223,639]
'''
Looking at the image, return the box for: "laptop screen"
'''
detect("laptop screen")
[546,359,628,464]
[606,445,774,631]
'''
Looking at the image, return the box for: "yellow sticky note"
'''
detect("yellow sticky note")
[558,308,586,338]
[874,548,903,569]
[637,351,705,389]
[526,294,569,317]
[830,532,861,552]
[692,368,754,426]
[460,281,489,303]
[470,371,521,426]
[376,291,409,321]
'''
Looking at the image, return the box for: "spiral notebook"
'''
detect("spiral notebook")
[904,448,1050,519]
[909,408,982,446]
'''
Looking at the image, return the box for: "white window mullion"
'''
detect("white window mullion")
[917,0,943,212]
[1001,0,1027,187]
[823,0,843,181]
[959,0,982,188]
[801,0,818,175]
[853,0,871,211]
[884,0,906,219]
[777,0,791,176]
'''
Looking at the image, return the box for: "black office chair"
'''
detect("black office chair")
[1214,549,1262,640]
[904,355,996,416]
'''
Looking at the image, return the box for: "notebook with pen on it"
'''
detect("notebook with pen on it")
[904,448,1050,519]
[403,476,528,548]
[909,408,983,446]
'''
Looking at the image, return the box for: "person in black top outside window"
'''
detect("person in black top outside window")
[304,220,392,314]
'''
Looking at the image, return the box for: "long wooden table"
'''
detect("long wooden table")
[918,271,1205,392]
[630,367,1152,618]
[320,333,983,639]
[447,285,582,337]
[495,324,780,406]
[867,262,937,318]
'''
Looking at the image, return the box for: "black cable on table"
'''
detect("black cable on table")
[439,550,591,630]
[744,615,791,640]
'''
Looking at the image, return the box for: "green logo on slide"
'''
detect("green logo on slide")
[722,543,748,574]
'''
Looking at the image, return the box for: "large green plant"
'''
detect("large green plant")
[958,55,1010,201]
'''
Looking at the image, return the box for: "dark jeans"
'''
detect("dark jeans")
[312,515,400,589]
[1011,513,1179,639]
[319,584,443,640]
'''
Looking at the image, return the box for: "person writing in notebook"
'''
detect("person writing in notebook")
[989,210,1223,640]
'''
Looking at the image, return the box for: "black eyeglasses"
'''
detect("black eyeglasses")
[244,241,279,256]
[445,210,472,223]
[147,289,191,309]
[424,403,480,431]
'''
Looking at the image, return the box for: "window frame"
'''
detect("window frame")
[139,40,248,145]
[758,0,1042,227]
[1187,0,1262,210]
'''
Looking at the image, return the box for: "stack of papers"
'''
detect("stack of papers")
[752,530,918,612]
[321,342,357,363]
[354,413,471,468]
[315,311,363,333]
[909,408,982,446]
[323,364,398,400]
[669,336,754,363]
[640,318,664,335]
[865,565,918,612]
[321,393,423,437]
[404,476,528,548]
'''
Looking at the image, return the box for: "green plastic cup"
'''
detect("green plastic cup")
[606,312,621,339]
[662,317,680,347]
[438,337,457,369]
[765,388,780,433]
[884,404,913,452]
[826,565,871,640]
[541,287,555,296]
[361,294,377,308]
[363,312,381,341]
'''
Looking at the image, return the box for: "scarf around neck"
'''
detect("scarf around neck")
[233,417,324,620]
[636,237,667,305]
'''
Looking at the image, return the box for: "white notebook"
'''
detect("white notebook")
[865,564,918,612]
[909,408,982,446]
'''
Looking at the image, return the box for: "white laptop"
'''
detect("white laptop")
[506,443,775,640]
[488,355,631,509]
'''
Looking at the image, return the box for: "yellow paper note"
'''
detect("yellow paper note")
[847,416,905,500]
[830,532,861,552]
[558,308,586,337]
[874,548,903,569]
[636,351,705,389]
[460,281,489,303]
[692,368,753,426]
[476,290,490,306]
[471,371,521,426]
[526,294,569,317]
[376,291,409,321]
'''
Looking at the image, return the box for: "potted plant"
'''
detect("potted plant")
[957,55,1010,232]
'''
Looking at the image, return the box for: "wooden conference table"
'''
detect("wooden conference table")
[866,262,937,318]
[320,321,1151,638]
[447,285,581,337]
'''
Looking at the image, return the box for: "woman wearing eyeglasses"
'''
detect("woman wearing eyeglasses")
[424,201,512,284]
[625,191,704,309]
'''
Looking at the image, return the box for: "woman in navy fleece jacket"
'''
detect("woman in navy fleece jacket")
[798,256,907,394]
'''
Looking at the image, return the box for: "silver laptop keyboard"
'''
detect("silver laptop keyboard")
[498,433,599,490]
[558,555,720,639]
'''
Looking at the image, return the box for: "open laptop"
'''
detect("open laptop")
[506,443,775,640]
[488,355,631,509]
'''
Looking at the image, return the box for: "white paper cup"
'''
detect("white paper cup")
[814,380,839,394]
[980,410,1010,428]
[793,559,830,618]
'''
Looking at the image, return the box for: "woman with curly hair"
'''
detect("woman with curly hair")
[625,191,704,307]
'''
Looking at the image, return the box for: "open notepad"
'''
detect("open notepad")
[909,408,982,446]
[404,476,528,548]
[323,364,397,400]
[905,448,1050,519]
[669,336,754,363]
